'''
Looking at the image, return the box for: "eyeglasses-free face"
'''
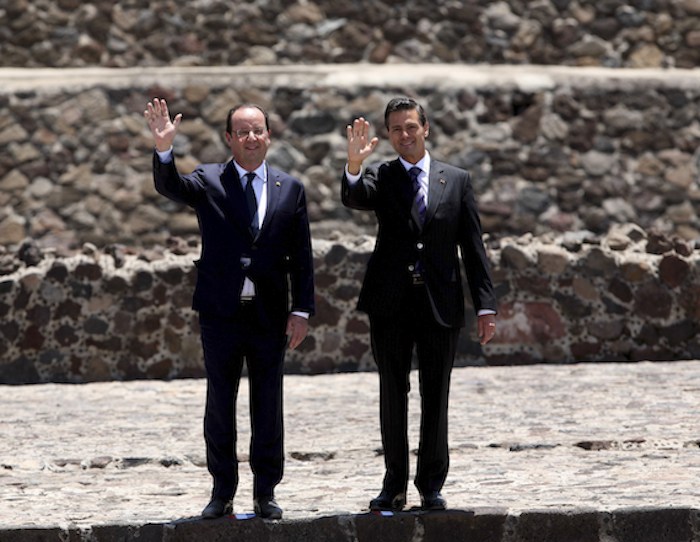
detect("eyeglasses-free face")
[386,108,429,165]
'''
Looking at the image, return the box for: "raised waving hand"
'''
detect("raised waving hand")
[144,98,182,152]
[346,117,379,175]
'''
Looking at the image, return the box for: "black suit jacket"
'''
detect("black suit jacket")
[154,153,315,330]
[342,158,496,328]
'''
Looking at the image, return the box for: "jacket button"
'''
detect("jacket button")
[417,242,424,250]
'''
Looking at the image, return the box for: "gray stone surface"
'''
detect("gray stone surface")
[3,226,700,383]
[2,0,699,69]
[2,64,700,250]
[2,360,699,534]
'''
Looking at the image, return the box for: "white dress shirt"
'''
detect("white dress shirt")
[233,162,267,299]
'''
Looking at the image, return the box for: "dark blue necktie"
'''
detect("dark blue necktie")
[409,167,426,224]
[244,172,258,235]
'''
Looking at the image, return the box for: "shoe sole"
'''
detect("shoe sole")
[370,501,405,512]
[201,506,232,519]
[255,506,283,520]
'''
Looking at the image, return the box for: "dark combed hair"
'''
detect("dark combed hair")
[383,97,427,129]
[225,104,270,133]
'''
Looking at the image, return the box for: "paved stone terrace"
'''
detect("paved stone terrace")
[1,360,700,540]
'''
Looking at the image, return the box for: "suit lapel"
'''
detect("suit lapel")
[397,158,447,232]
[260,166,282,236]
[387,160,422,232]
[425,161,447,226]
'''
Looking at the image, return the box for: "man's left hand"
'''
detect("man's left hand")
[477,314,496,345]
[286,314,309,350]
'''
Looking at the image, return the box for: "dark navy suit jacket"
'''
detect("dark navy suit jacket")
[342,158,496,328]
[154,153,315,331]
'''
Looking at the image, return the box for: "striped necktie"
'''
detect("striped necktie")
[408,167,426,224]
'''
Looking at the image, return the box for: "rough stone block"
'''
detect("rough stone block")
[512,510,600,542]
[610,507,695,542]
[0,528,70,542]
[355,511,418,541]
[164,517,269,542]
[420,509,506,542]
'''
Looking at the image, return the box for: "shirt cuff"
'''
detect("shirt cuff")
[156,147,174,163]
[478,309,496,316]
[344,164,361,183]
[291,311,310,319]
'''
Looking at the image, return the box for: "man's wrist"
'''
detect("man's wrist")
[345,163,362,181]
[347,160,363,176]
[155,146,174,163]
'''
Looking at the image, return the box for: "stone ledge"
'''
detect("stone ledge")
[3,64,700,94]
[3,508,699,542]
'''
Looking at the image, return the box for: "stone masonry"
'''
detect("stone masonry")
[3,0,700,69]
[1,64,700,251]
[2,2,700,540]
[1,223,698,384]
[1,1,700,384]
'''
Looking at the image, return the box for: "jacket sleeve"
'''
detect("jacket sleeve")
[288,184,316,316]
[152,151,205,207]
[458,172,498,314]
[341,166,379,211]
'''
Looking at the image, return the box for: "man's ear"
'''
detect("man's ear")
[424,120,430,138]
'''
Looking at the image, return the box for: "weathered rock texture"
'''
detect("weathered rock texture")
[2,2,700,384]
[3,0,700,69]
[1,64,699,251]
[1,224,698,384]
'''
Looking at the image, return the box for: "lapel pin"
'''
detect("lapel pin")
[276,181,281,187]
[440,178,446,185]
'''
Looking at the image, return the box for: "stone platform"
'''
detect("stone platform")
[2,360,700,541]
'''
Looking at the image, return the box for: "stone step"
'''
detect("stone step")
[3,508,699,542]
[2,64,699,94]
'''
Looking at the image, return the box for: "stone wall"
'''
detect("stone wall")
[1,224,698,384]
[3,0,700,69]
[3,0,700,382]
[1,65,699,255]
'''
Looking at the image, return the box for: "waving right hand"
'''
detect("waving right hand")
[346,117,378,175]
[143,98,182,152]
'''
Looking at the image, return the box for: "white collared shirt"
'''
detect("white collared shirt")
[233,162,268,299]
[398,152,430,205]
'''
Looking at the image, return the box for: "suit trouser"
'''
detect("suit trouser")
[199,306,286,501]
[369,286,460,497]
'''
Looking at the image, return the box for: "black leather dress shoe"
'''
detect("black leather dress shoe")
[369,490,406,512]
[201,497,232,519]
[254,496,283,519]
[420,491,447,511]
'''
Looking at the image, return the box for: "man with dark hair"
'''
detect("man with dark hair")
[342,96,497,512]
[144,98,315,520]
